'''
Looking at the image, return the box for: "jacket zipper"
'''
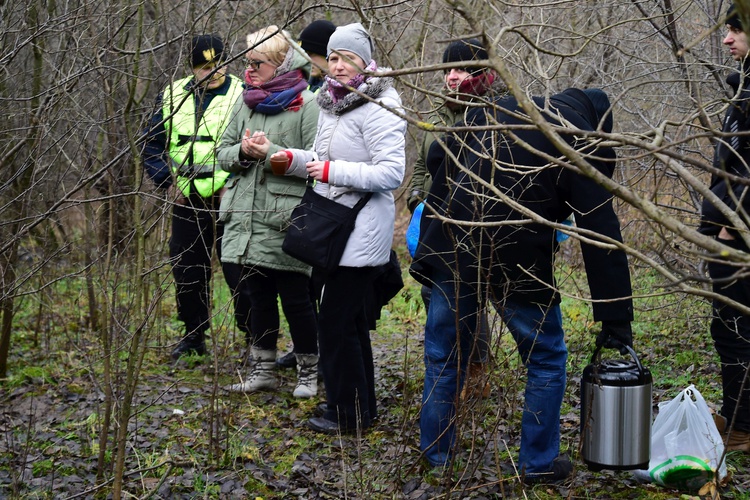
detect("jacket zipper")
[324,116,340,199]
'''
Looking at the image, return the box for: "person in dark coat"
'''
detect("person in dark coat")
[699,3,750,453]
[408,38,509,400]
[141,34,251,361]
[410,85,634,482]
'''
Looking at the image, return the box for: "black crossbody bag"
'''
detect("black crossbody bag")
[282,178,373,272]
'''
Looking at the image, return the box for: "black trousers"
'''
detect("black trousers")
[708,237,750,432]
[225,264,318,354]
[169,194,252,341]
[318,266,378,430]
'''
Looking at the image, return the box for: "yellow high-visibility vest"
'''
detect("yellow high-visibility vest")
[164,76,243,197]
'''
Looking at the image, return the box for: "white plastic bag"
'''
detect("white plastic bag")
[635,384,727,491]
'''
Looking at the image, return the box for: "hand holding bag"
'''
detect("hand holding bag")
[282,178,373,272]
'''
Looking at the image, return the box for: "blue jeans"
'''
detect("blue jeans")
[421,273,568,473]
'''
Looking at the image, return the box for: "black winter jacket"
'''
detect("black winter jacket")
[700,62,750,238]
[409,90,633,323]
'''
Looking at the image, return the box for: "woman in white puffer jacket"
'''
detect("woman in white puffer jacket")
[272,22,406,435]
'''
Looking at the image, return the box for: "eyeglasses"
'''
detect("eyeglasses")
[245,59,269,71]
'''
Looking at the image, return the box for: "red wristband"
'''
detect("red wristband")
[322,161,330,183]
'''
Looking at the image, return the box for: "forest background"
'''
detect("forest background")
[2,0,750,498]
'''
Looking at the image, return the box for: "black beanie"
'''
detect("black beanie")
[727,4,744,30]
[191,34,225,67]
[442,38,488,66]
[299,20,337,57]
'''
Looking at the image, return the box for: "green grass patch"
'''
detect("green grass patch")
[0,245,744,498]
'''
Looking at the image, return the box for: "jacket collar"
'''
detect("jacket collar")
[316,68,394,115]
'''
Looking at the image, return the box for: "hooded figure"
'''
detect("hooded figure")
[411,86,633,481]
[551,88,614,133]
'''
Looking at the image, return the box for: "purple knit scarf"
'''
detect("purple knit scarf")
[243,69,308,112]
[325,60,378,103]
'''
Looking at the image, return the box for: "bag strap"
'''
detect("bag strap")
[352,192,374,213]
[306,176,374,214]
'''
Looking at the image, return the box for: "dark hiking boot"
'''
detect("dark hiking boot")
[313,403,328,417]
[170,332,207,360]
[312,402,378,422]
[276,351,297,369]
[306,416,368,435]
[523,456,573,485]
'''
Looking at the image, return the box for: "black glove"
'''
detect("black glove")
[407,189,423,213]
[596,321,633,355]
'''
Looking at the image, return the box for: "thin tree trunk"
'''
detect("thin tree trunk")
[111,3,147,496]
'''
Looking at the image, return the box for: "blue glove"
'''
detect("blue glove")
[406,202,424,258]
[596,321,633,355]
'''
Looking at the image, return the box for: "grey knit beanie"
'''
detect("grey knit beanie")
[327,23,373,64]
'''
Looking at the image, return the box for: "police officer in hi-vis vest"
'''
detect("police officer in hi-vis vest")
[142,34,252,360]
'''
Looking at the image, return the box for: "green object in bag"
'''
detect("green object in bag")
[634,385,728,492]
[649,455,714,491]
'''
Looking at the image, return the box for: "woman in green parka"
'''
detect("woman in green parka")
[217,26,319,398]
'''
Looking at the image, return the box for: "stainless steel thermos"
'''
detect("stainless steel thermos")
[581,344,652,471]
